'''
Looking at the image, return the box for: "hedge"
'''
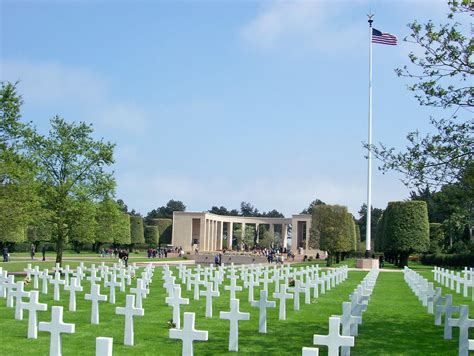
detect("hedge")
[149,218,172,245]
[420,253,474,269]
[114,214,131,245]
[144,225,160,246]
[130,215,145,244]
[382,201,429,266]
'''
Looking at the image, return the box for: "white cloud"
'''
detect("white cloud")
[240,0,366,53]
[0,58,151,134]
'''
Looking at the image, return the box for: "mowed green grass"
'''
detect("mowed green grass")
[0,263,471,355]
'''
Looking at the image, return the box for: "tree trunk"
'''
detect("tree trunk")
[326,253,332,267]
[399,252,409,268]
[55,236,64,266]
[335,252,340,264]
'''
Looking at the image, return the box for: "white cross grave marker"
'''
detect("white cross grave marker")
[313,317,354,356]
[104,273,121,304]
[64,277,83,312]
[251,289,276,333]
[273,283,293,320]
[130,278,148,309]
[12,281,30,320]
[19,290,47,339]
[448,305,474,356]
[220,298,250,352]
[38,306,75,356]
[166,285,189,328]
[200,282,219,318]
[169,312,208,356]
[96,337,113,356]
[116,294,144,346]
[50,272,65,301]
[84,283,107,324]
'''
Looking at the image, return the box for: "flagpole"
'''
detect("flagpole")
[366,14,374,258]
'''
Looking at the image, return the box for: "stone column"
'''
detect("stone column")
[282,224,288,250]
[218,222,223,250]
[211,220,215,251]
[227,222,233,250]
[291,221,298,253]
[255,223,260,244]
[305,221,310,251]
[199,217,206,252]
[241,223,246,248]
[269,223,274,236]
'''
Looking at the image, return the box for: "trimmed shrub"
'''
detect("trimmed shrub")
[145,225,159,246]
[384,201,429,267]
[149,218,172,245]
[130,215,145,245]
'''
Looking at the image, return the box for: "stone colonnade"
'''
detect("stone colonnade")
[172,212,312,254]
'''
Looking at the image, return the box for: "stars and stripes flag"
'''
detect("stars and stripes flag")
[372,28,397,45]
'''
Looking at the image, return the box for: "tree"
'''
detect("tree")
[383,201,430,267]
[26,116,115,264]
[0,82,42,246]
[370,1,473,188]
[357,204,383,244]
[240,201,260,217]
[114,213,131,245]
[116,199,128,213]
[209,206,231,215]
[145,199,186,223]
[301,199,326,214]
[95,199,126,249]
[259,229,276,249]
[262,209,285,218]
[311,205,353,266]
[68,198,97,253]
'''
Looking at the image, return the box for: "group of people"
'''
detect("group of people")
[146,248,168,258]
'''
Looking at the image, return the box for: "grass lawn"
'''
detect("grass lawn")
[0,262,471,355]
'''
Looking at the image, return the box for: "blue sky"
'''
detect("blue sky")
[1,0,459,217]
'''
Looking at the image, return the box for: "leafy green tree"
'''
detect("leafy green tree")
[370,1,473,188]
[69,198,97,253]
[0,82,42,246]
[240,201,260,217]
[259,229,276,249]
[429,223,445,253]
[145,199,186,223]
[25,117,115,264]
[312,205,353,266]
[114,213,131,245]
[209,206,231,215]
[116,199,128,213]
[94,199,126,250]
[262,209,285,218]
[301,199,326,214]
[357,204,383,244]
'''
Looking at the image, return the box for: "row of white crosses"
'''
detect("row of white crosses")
[1,262,155,356]
[405,266,474,356]
[303,268,379,356]
[166,263,350,356]
[432,266,474,301]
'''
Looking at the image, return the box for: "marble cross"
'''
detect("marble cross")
[200,282,219,318]
[20,290,48,339]
[435,294,460,339]
[313,317,354,356]
[104,273,121,304]
[335,302,362,356]
[5,275,16,308]
[130,279,149,309]
[40,271,52,295]
[169,312,208,356]
[64,277,83,312]
[289,279,305,311]
[12,281,30,320]
[448,305,474,356]
[38,306,75,356]
[166,285,189,328]
[251,289,276,333]
[220,298,250,352]
[244,273,259,303]
[84,283,107,324]
[273,283,293,320]
[116,294,144,346]
[224,277,242,305]
[50,272,65,301]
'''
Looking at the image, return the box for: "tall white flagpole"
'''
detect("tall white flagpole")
[366,14,374,257]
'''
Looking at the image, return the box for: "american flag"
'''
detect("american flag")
[372,28,397,46]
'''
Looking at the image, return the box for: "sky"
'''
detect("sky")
[0,0,459,218]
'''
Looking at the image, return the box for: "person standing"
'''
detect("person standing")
[42,244,46,261]
[3,246,8,262]
[30,243,36,260]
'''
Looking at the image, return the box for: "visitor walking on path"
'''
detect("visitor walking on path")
[30,244,36,260]
[42,245,47,261]
[3,246,9,262]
